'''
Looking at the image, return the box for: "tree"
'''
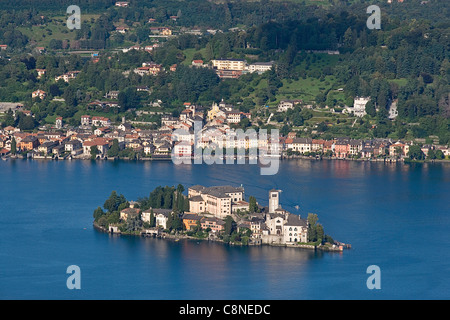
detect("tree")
[435,150,445,160]
[107,139,119,157]
[63,86,77,107]
[307,213,319,243]
[316,224,324,244]
[149,209,155,228]
[18,115,36,131]
[224,216,234,236]
[168,212,183,231]
[90,145,99,159]
[248,196,258,213]
[103,191,127,213]
[125,214,143,232]
[93,206,105,221]
[407,145,425,161]
[365,100,376,117]
[49,84,61,97]
[3,109,15,127]
[11,137,16,155]
[426,149,436,160]
[118,87,140,112]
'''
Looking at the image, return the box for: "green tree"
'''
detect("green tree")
[316,224,324,244]
[435,150,445,160]
[90,145,99,159]
[107,139,119,157]
[407,145,425,161]
[11,137,17,155]
[118,87,140,112]
[427,149,436,160]
[103,191,127,213]
[3,109,15,127]
[18,115,36,131]
[365,100,376,117]
[248,196,258,213]
[307,213,319,243]
[149,209,155,228]
[224,216,234,236]
[93,206,105,221]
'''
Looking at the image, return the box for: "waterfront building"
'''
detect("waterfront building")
[182,213,202,230]
[200,217,226,233]
[142,208,172,229]
[283,215,308,244]
[188,185,245,219]
[261,190,308,245]
[19,135,39,151]
[120,207,141,221]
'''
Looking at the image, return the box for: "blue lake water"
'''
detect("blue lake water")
[0,158,449,299]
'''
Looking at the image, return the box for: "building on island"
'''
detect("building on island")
[188,185,245,219]
[120,207,141,221]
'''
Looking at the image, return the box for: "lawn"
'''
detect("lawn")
[17,14,100,48]
[276,75,337,104]
[182,48,209,66]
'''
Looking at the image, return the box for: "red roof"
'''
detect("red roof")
[83,138,109,147]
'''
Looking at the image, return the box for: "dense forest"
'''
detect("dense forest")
[0,0,449,143]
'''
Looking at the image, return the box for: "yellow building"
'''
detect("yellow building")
[211,59,247,71]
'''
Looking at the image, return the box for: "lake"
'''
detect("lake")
[1,158,449,299]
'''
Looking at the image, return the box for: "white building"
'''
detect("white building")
[55,117,63,129]
[261,189,308,245]
[81,115,91,126]
[173,141,193,157]
[277,100,295,112]
[142,208,172,229]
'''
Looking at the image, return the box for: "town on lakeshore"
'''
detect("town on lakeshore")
[93,184,348,252]
[1,97,449,163]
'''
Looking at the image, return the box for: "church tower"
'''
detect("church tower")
[269,189,280,213]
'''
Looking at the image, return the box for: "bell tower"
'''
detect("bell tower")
[269,189,280,213]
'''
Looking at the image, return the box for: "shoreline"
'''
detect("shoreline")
[93,221,347,252]
[3,153,449,164]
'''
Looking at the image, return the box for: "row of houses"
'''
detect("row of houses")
[118,205,227,234]
[283,135,450,159]
[2,96,448,160]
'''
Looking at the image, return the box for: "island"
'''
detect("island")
[93,184,349,252]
